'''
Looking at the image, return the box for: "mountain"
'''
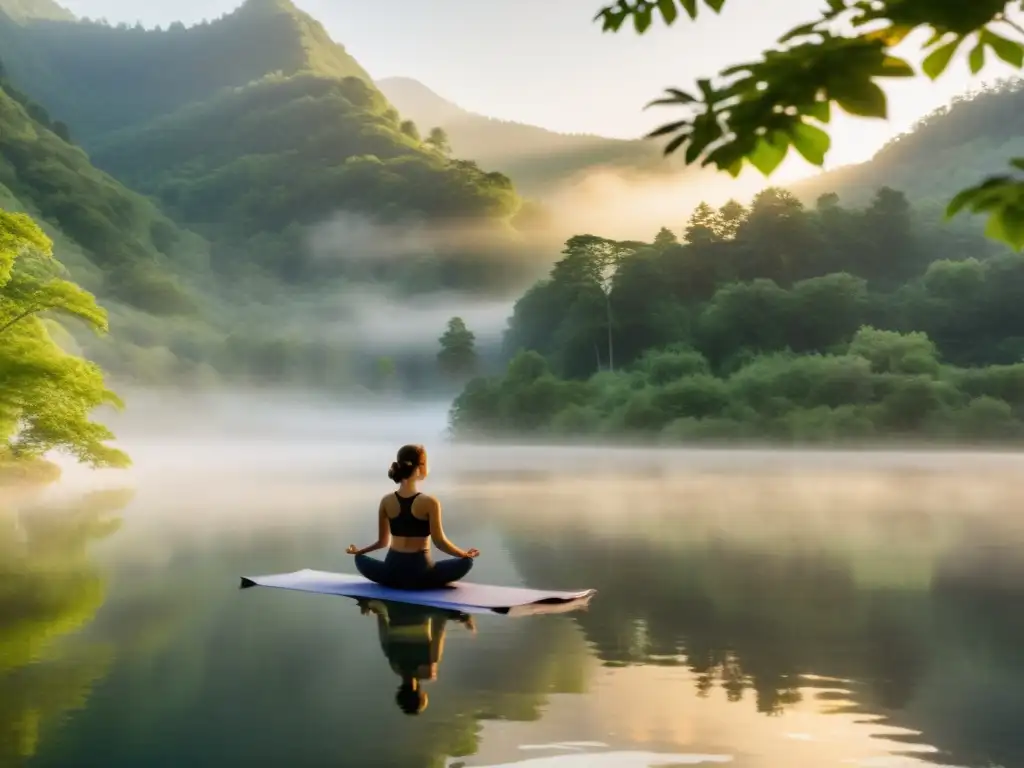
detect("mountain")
[0,72,203,313]
[0,0,372,143]
[377,76,678,196]
[789,79,1024,212]
[0,0,72,21]
[0,0,540,393]
[0,0,531,292]
[88,72,522,286]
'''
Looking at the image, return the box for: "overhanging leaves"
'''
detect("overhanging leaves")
[591,0,1024,247]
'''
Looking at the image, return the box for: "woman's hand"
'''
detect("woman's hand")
[464,548,480,558]
[346,544,359,555]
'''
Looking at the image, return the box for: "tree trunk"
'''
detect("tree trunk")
[605,292,614,371]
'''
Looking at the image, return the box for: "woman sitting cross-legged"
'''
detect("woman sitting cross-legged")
[346,444,479,590]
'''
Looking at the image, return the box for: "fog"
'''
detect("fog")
[47,389,1024,506]
[536,153,820,243]
[19,389,1024,597]
[325,289,511,351]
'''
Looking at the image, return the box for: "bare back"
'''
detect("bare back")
[382,492,435,553]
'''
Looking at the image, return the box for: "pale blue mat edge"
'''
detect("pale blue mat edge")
[238,568,597,616]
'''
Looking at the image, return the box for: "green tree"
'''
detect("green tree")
[425,126,451,155]
[437,316,478,379]
[684,202,724,245]
[592,0,1024,248]
[399,119,421,142]
[653,226,678,250]
[0,211,128,471]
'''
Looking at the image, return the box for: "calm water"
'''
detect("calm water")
[4,394,1024,768]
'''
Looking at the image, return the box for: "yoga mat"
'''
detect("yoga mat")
[239,569,596,616]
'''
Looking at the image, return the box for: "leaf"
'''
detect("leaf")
[657,0,678,25]
[779,21,819,44]
[877,55,915,77]
[645,120,690,138]
[645,88,697,108]
[864,23,915,47]
[804,100,832,123]
[679,0,698,18]
[595,7,628,32]
[633,3,653,34]
[981,28,1024,67]
[1011,158,1024,172]
[833,79,888,119]
[704,0,726,11]
[946,176,1016,217]
[921,37,963,79]
[790,121,831,166]
[945,187,977,218]
[662,87,697,103]
[993,205,1024,250]
[663,132,689,155]
[748,133,788,175]
[968,40,986,74]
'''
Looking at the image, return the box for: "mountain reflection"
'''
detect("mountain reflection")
[502,502,1024,768]
[0,489,132,767]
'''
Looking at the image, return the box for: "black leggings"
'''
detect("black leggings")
[355,549,473,590]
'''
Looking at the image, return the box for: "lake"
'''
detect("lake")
[4,393,1024,768]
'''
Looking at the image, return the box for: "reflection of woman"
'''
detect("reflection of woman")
[358,598,475,715]
[346,444,480,589]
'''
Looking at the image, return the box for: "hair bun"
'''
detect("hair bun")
[387,461,400,481]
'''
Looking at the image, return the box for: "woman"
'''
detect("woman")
[346,444,479,589]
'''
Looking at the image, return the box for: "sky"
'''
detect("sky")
[55,0,1021,174]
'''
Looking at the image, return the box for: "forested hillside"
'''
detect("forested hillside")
[0,68,203,312]
[0,0,535,292]
[451,187,1024,444]
[790,79,1024,209]
[378,77,680,197]
[3,0,1022,408]
[0,0,371,141]
[0,0,71,21]
[89,73,524,288]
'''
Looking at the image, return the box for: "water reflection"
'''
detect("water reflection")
[493,482,1024,768]
[357,599,477,715]
[0,489,132,767]
[9,441,1024,768]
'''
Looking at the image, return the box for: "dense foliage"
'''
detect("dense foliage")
[592,0,1024,248]
[0,72,202,313]
[90,73,523,287]
[0,1,538,393]
[0,0,370,142]
[0,210,127,474]
[0,0,532,293]
[451,187,1024,443]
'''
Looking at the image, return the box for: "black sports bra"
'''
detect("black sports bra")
[388,492,430,537]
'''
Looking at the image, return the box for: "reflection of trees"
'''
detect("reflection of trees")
[507,518,1024,767]
[0,489,132,766]
[508,529,932,717]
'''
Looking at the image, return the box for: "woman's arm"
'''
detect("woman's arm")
[426,497,479,558]
[346,498,391,555]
